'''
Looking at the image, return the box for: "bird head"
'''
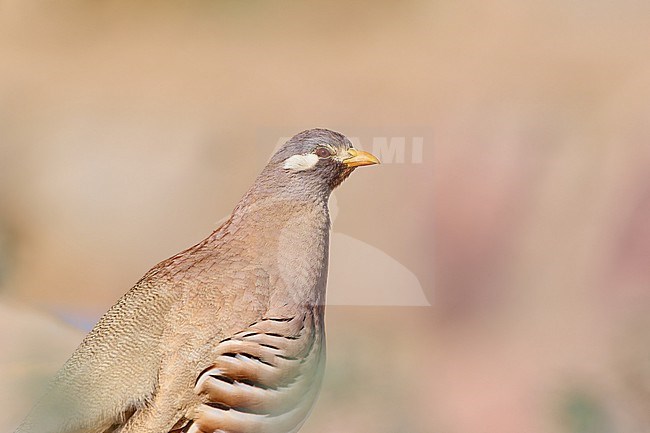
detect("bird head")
[264,128,380,199]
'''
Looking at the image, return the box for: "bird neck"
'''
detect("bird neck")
[223,189,332,308]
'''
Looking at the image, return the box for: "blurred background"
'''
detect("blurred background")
[1,1,649,432]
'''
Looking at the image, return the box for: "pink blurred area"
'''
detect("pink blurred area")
[1,1,650,432]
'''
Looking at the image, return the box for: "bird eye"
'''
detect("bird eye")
[315,147,332,158]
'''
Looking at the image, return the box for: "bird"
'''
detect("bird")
[16,128,380,433]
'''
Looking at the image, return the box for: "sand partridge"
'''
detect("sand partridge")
[16,128,380,433]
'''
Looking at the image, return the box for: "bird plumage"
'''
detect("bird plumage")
[16,128,379,433]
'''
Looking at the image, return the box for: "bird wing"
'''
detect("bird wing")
[15,279,174,433]
[176,309,325,433]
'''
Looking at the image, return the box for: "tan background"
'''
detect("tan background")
[1,1,650,432]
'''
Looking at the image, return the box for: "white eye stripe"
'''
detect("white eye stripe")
[283,153,319,172]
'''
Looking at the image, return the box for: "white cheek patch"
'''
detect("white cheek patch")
[283,153,320,172]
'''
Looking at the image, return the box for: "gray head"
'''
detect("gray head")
[254,128,380,201]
